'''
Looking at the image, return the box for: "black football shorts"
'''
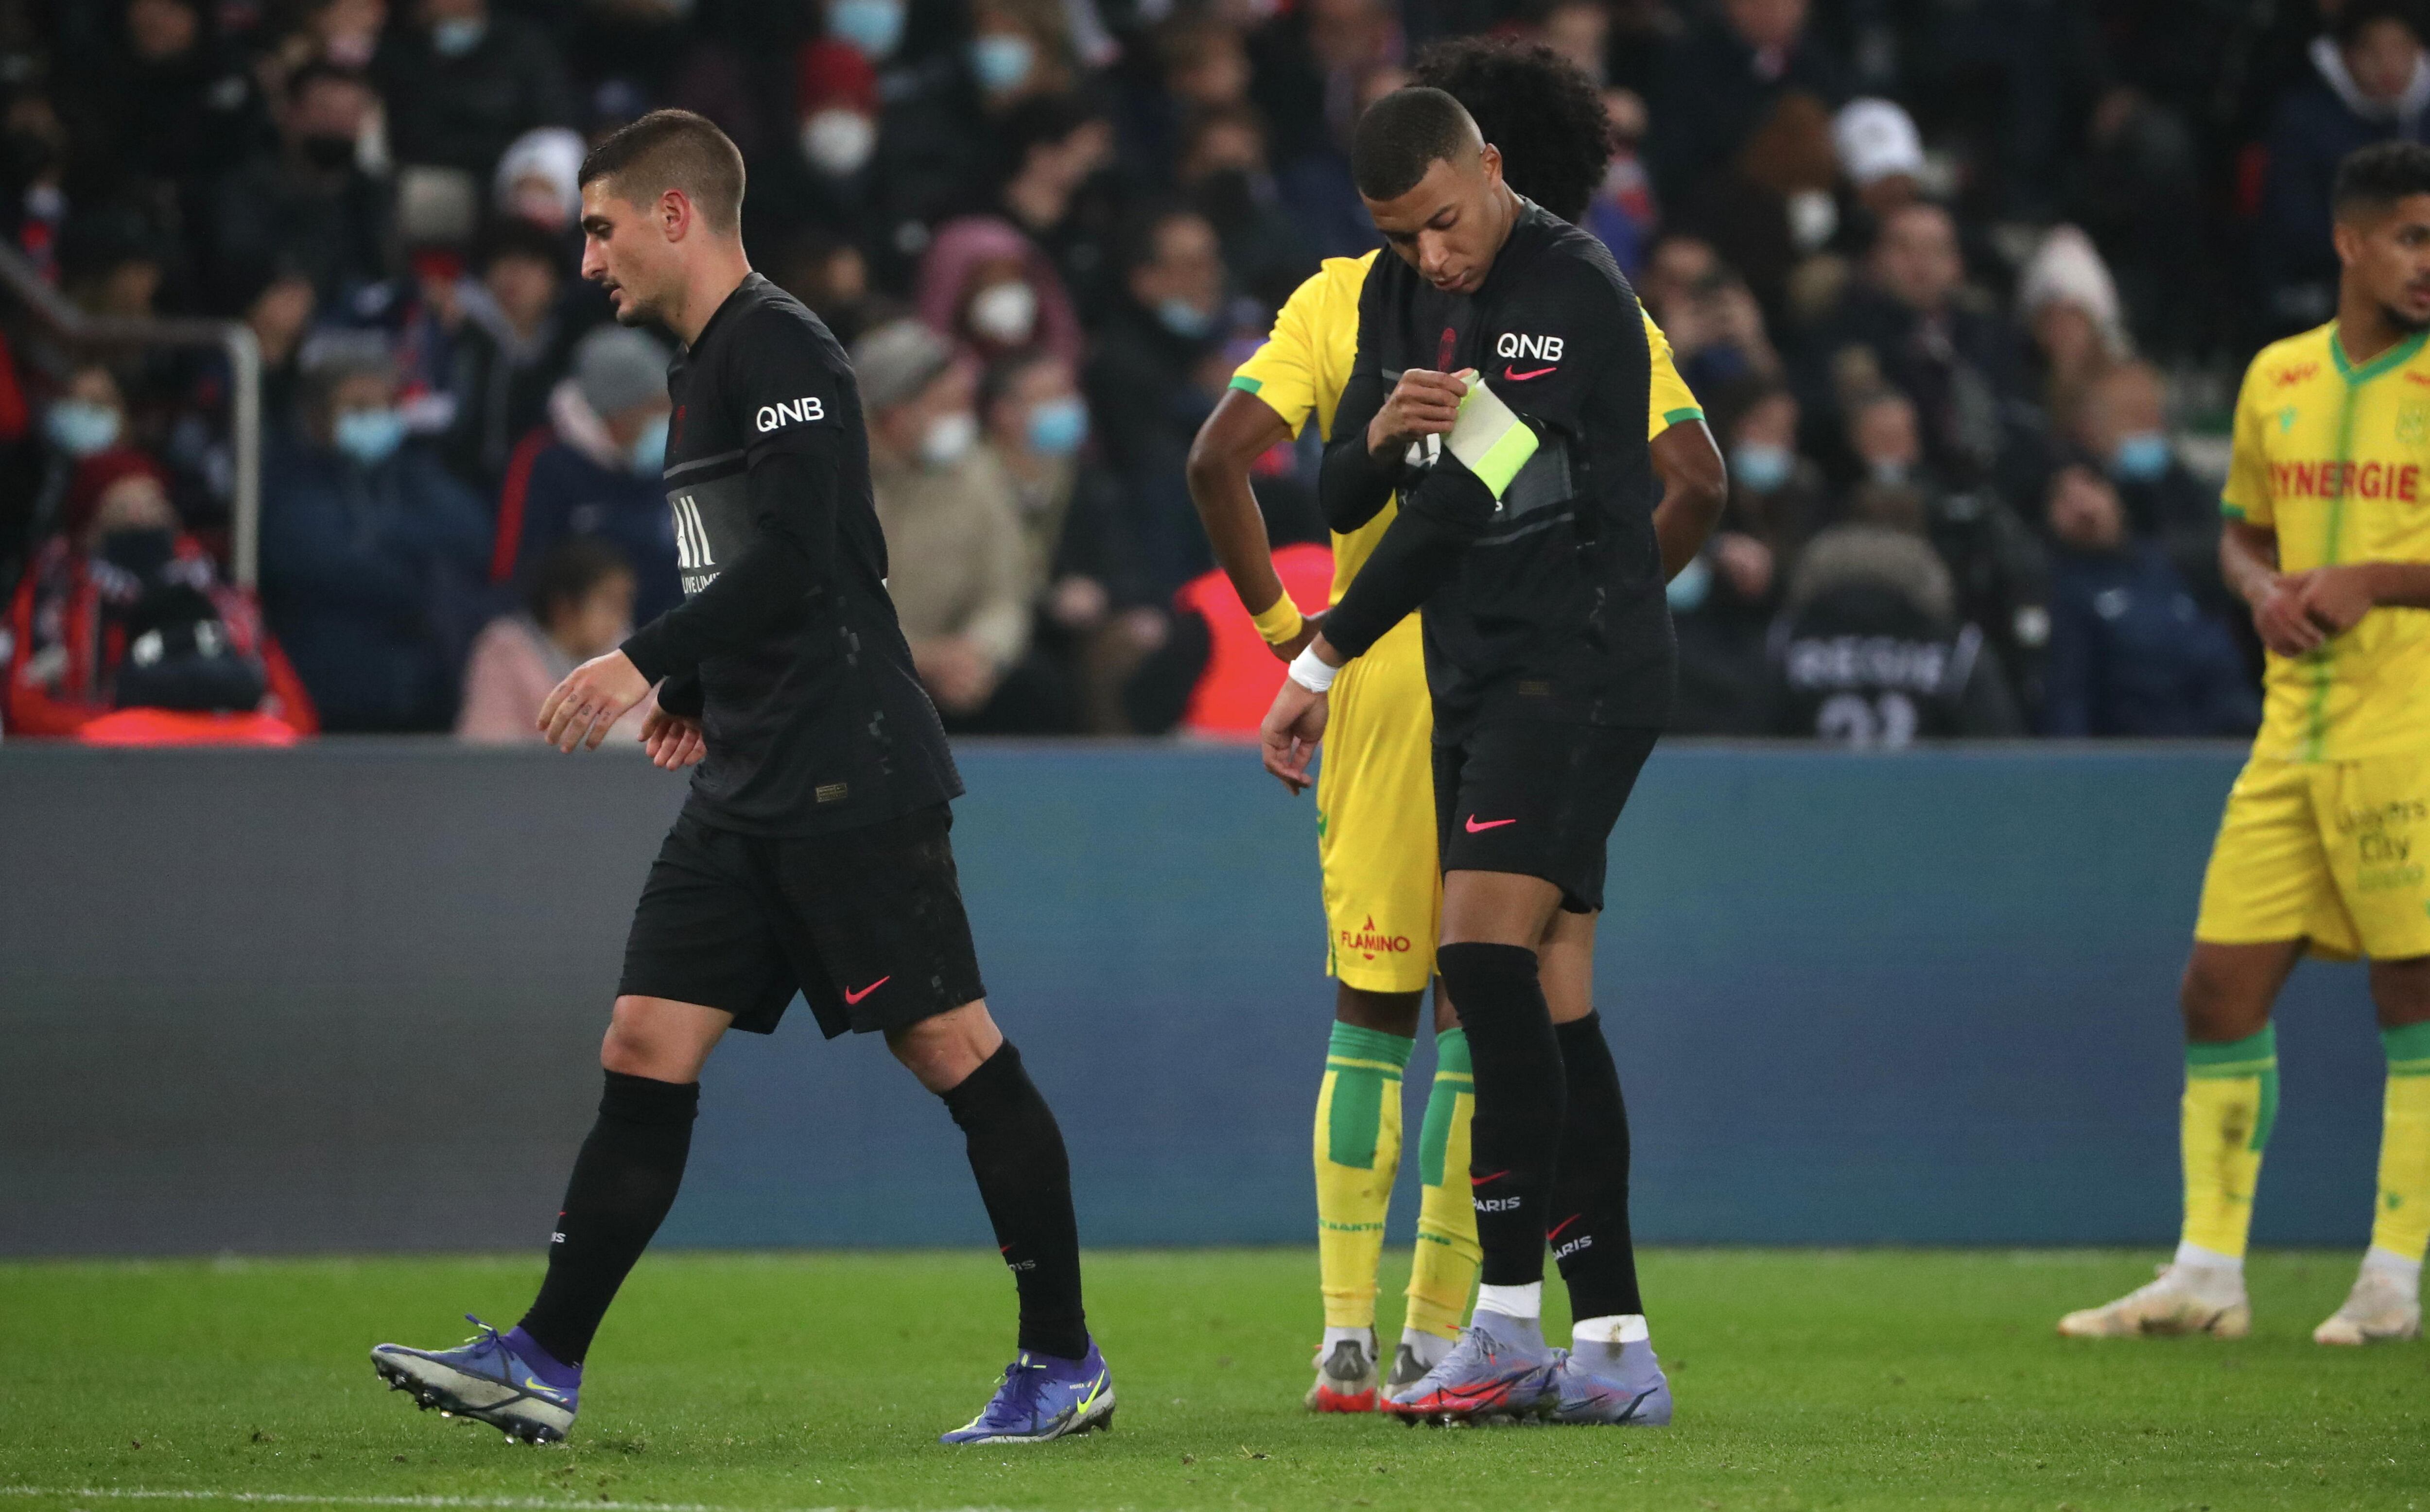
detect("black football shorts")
[618,801,985,1037]
[1432,722,1661,914]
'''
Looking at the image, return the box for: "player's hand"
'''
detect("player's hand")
[2296,563,2378,637]
[2252,571,2326,656]
[1260,676,1330,795]
[640,705,705,770]
[1367,368,1471,457]
[538,650,653,751]
[1268,607,1326,661]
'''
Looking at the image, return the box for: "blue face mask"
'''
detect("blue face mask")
[1665,552,1713,612]
[1025,396,1088,457]
[1156,297,1215,340]
[970,33,1035,93]
[1730,440,1793,494]
[45,398,121,458]
[629,414,670,476]
[430,16,486,56]
[333,407,408,467]
[827,0,904,59]
[2111,431,2171,483]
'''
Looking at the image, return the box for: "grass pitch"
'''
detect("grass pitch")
[2,1249,2425,1512]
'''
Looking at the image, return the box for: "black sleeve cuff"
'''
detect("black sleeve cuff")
[621,619,676,684]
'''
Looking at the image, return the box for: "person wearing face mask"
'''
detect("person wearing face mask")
[855,320,1073,732]
[967,0,1071,108]
[440,218,582,491]
[491,326,684,625]
[458,536,651,743]
[376,0,575,177]
[915,216,1085,369]
[205,63,393,313]
[2071,360,2231,619]
[259,346,491,731]
[1085,204,1234,597]
[4,449,316,740]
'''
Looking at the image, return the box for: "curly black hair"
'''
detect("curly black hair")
[1409,37,1614,224]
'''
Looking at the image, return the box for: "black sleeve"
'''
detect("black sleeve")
[1320,461,1498,658]
[621,310,850,681]
[621,448,840,680]
[1317,274,1403,533]
[658,669,704,718]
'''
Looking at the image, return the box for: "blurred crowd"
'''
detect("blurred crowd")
[0,0,2414,745]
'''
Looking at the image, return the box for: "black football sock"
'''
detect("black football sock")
[1548,1012,1646,1324]
[516,1071,699,1367]
[1436,942,1565,1291]
[941,1040,1089,1359]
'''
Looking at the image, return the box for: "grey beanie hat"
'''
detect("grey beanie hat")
[574,325,673,419]
[851,319,956,412]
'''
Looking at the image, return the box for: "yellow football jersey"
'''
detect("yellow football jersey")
[2223,322,2430,761]
[1227,249,1702,606]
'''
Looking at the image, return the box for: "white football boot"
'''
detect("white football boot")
[2057,1261,2251,1339]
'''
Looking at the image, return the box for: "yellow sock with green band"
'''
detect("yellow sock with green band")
[2181,1026,2278,1262]
[1405,1027,1481,1342]
[2371,1021,2430,1265]
[1315,1022,1411,1330]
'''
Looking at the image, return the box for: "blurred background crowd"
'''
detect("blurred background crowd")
[0,0,2408,745]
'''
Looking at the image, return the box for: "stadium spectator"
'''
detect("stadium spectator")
[991,95,1121,322]
[767,229,881,348]
[57,201,166,322]
[916,215,1085,370]
[377,0,575,177]
[1715,377,1829,566]
[1637,234,1783,398]
[2041,462,2259,739]
[2256,0,2430,333]
[857,320,1070,733]
[489,325,679,626]
[1274,57,1405,262]
[1676,88,1838,327]
[457,536,646,745]
[77,0,269,193]
[4,449,314,739]
[1770,521,2024,744]
[258,341,490,732]
[204,61,390,313]
[1,92,72,282]
[2070,362,2223,602]
[492,127,587,236]
[2016,224,2130,431]
[439,219,582,490]
[30,365,133,544]
[1649,0,1844,207]
[1084,204,1232,598]
[1177,103,1315,310]
[1803,201,2031,490]
[1580,86,1658,276]
[1831,97,1925,225]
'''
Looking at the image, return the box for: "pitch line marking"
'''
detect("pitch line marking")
[0,1490,1012,1512]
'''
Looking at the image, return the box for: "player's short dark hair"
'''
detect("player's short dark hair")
[1409,38,1613,223]
[1350,86,1480,202]
[2334,140,2430,222]
[2333,0,2422,49]
[579,109,746,235]
[527,536,634,625]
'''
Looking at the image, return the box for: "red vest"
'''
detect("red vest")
[1174,541,1337,737]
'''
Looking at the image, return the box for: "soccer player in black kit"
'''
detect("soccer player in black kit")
[1261,87,1685,1425]
[370,111,1113,1447]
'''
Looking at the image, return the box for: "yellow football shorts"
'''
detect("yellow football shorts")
[2195,753,2430,961]
[1317,613,1439,994]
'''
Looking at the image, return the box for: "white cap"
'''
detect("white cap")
[2016,223,2125,341]
[1832,97,1925,188]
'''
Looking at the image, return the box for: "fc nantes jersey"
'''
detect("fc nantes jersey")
[2223,322,2430,762]
[1227,250,1703,606]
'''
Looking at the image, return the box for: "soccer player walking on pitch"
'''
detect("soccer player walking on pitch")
[1190,41,1721,1421]
[369,111,1113,1444]
[1261,87,1691,1422]
[2059,140,2430,1347]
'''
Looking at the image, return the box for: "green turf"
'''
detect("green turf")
[2,1249,2426,1511]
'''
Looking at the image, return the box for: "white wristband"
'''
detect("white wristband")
[1287,645,1340,693]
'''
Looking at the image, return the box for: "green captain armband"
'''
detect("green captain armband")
[1446,373,1540,498]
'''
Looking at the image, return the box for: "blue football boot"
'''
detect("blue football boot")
[1382,1310,1560,1425]
[1548,1339,1672,1426]
[371,1317,579,1443]
[939,1339,1115,1443]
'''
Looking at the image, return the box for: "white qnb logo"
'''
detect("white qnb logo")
[756,395,827,432]
[1496,332,1564,361]
[671,495,712,570]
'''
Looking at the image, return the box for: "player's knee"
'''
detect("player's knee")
[2369,956,2430,1028]
[2178,955,2268,1042]
[888,1000,999,1093]
[601,997,693,1080]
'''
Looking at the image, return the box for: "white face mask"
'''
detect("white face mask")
[967,280,1039,345]
[919,410,978,469]
[800,108,876,176]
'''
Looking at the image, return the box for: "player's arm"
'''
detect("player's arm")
[1186,388,1312,658]
[2295,556,2430,630]
[1649,419,1726,580]
[2221,518,2321,657]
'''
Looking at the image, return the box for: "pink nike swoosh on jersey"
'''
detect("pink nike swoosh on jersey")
[842,976,890,1005]
[1503,364,1558,381]
[1465,815,1517,832]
